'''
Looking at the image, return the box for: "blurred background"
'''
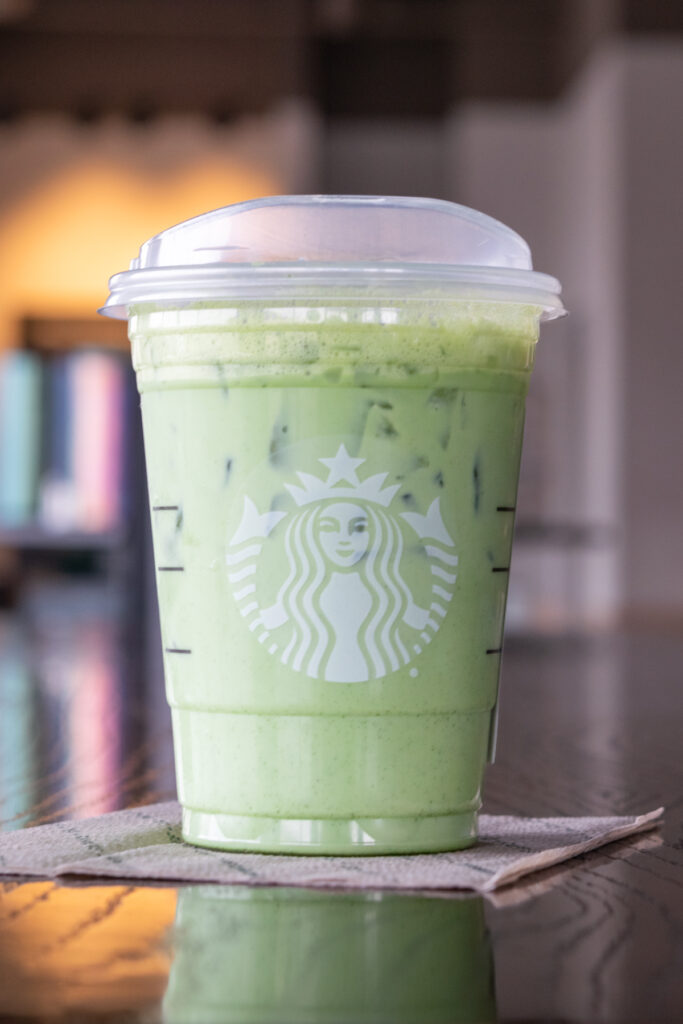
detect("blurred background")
[0,0,681,822]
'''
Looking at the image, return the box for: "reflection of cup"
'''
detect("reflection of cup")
[102,196,564,854]
[163,886,496,1024]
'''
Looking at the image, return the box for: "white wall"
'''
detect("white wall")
[447,51,625,630]
[322,119,446,199]
[620,42,683,618]
[444,39,683,627]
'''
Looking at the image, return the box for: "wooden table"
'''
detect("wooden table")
[1,631,681,1023]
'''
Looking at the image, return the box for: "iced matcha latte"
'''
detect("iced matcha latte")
[102,196,564,853]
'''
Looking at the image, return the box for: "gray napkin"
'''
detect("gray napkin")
[0,803,662,893]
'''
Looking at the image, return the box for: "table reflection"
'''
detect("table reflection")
[0,604,168,832]
[163,885,496,1024]
[0,620,38,830]
[0,881,175,1019]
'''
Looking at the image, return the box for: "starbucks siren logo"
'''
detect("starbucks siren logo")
[226,444,458,683]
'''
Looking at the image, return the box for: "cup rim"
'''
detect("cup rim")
[99,261,566,322]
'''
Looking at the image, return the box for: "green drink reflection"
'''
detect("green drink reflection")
[163,886,496,1023]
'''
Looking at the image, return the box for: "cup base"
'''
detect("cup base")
[181,807,478,855]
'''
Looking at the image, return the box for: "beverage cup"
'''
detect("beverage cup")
[101,196,564,854]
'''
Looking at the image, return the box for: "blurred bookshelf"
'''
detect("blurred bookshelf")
[22,316,130,354]
[0,318,135,538]
[0,314,146,571]
[0,526,126,551]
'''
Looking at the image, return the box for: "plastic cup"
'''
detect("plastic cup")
[162,886,496,1024]
[101,196,564,854]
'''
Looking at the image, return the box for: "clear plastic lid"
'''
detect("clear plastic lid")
[100,195,564,319]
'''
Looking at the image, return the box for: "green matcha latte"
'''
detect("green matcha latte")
[102,196,564,854]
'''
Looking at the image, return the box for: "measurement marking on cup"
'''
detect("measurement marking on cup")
[486,647,503,655]
[491,566,510,573]
[153,505,180,511]
[165,647,192,654]
[158,566,185,572]
[496,506,516,512]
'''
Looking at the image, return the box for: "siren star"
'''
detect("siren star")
[318,444,365,486]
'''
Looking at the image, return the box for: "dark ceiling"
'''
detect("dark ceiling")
[1,0,681,121]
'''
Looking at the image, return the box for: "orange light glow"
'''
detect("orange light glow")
[0,148,279,346]
[0,881,177,1016]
